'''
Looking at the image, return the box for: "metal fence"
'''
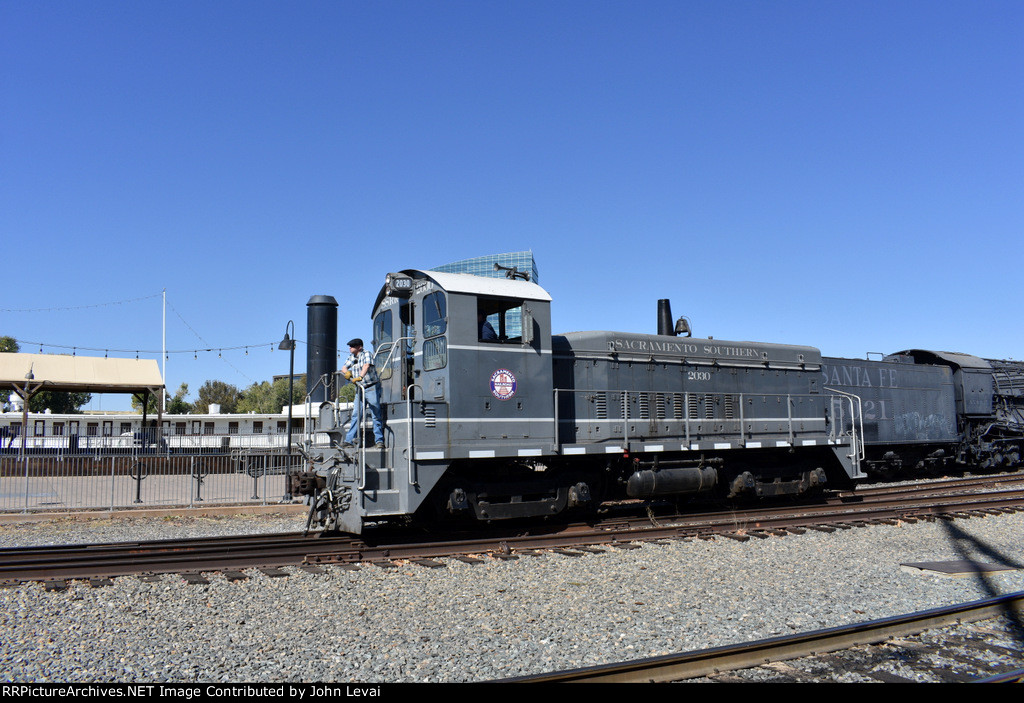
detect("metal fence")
[0,447,301,513]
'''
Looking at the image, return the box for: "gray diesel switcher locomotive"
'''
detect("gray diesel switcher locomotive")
[293,268,1024,533]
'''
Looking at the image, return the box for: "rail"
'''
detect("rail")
[499,591,1024,683]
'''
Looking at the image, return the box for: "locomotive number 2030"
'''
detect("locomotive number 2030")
[687,370,712,382]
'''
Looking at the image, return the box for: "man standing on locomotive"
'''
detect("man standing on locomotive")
[341,338,385,449]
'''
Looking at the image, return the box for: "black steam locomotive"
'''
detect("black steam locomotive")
[294,268,1024,533]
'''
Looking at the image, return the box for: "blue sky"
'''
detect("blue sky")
[2,1,1021,411]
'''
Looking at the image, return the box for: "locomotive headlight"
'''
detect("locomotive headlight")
[385,273,414,297]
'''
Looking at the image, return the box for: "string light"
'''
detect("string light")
[9,338,277,355]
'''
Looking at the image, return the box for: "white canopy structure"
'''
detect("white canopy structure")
[0,352,164,454]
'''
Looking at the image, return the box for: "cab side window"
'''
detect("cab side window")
[478,298,525,342]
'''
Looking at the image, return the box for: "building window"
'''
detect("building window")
[277,421,287,434]
[120,422,132,434]
[87,423,99,437]
[253,421,263,434]
[52,423,64,436]
[204,422,215,435]
[69,421,79,435]
[175,423,186,436]
[102,421,113,437]
[34,421,45,436]
[228,422,239,435]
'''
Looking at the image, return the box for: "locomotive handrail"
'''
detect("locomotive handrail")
[356,385,369,491]
[371,335,416,381]
[623,391,629,446]
[552,387,835,450]
[787,393,795,446]
[406,383,423,488]
[553,388,560,447]
[824,387,866,464]
[302,373,335,449]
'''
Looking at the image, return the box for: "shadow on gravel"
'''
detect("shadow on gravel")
[939,518,1024,644]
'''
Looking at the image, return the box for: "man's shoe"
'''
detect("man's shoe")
[341,442,354,448]
[374,442,385,449]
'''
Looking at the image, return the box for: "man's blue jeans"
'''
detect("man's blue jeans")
[346,383,384,445]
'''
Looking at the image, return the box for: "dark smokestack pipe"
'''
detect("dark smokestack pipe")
[657,299,675,336]
[306,295,338,402]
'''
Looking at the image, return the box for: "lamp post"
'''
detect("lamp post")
[279,320,296,501]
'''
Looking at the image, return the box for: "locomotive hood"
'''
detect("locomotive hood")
[553,331,822,370]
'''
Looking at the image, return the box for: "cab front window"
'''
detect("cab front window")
[423,292,447,370]
[423,292,447,337]
[373,309,394,380]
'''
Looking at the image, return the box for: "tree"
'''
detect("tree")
[237,376,307,414]
[131,383,191,414]
[193,380,241,414]
[337,381,357,403]
[28,391,92,414]
[167,384,192,414]
[1,336,91,413]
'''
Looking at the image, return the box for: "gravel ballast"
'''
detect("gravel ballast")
[1,510,1022,682]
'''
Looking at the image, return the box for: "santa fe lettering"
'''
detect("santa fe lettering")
[822,364,898,389]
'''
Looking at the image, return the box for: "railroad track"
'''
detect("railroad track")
[497,592,1024,683]
[0,532,355,586]
[2,477,1023,587]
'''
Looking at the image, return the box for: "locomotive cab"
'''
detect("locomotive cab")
[372,269,555,457]
[299,270,559,533]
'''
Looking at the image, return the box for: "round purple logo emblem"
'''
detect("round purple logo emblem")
[489,368,517,400]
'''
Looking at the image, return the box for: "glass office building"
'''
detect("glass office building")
[430,250,539,285]
[430,251,540,337]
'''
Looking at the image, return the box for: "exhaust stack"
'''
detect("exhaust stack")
[306,295,338,402]
[657,299,674,336]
